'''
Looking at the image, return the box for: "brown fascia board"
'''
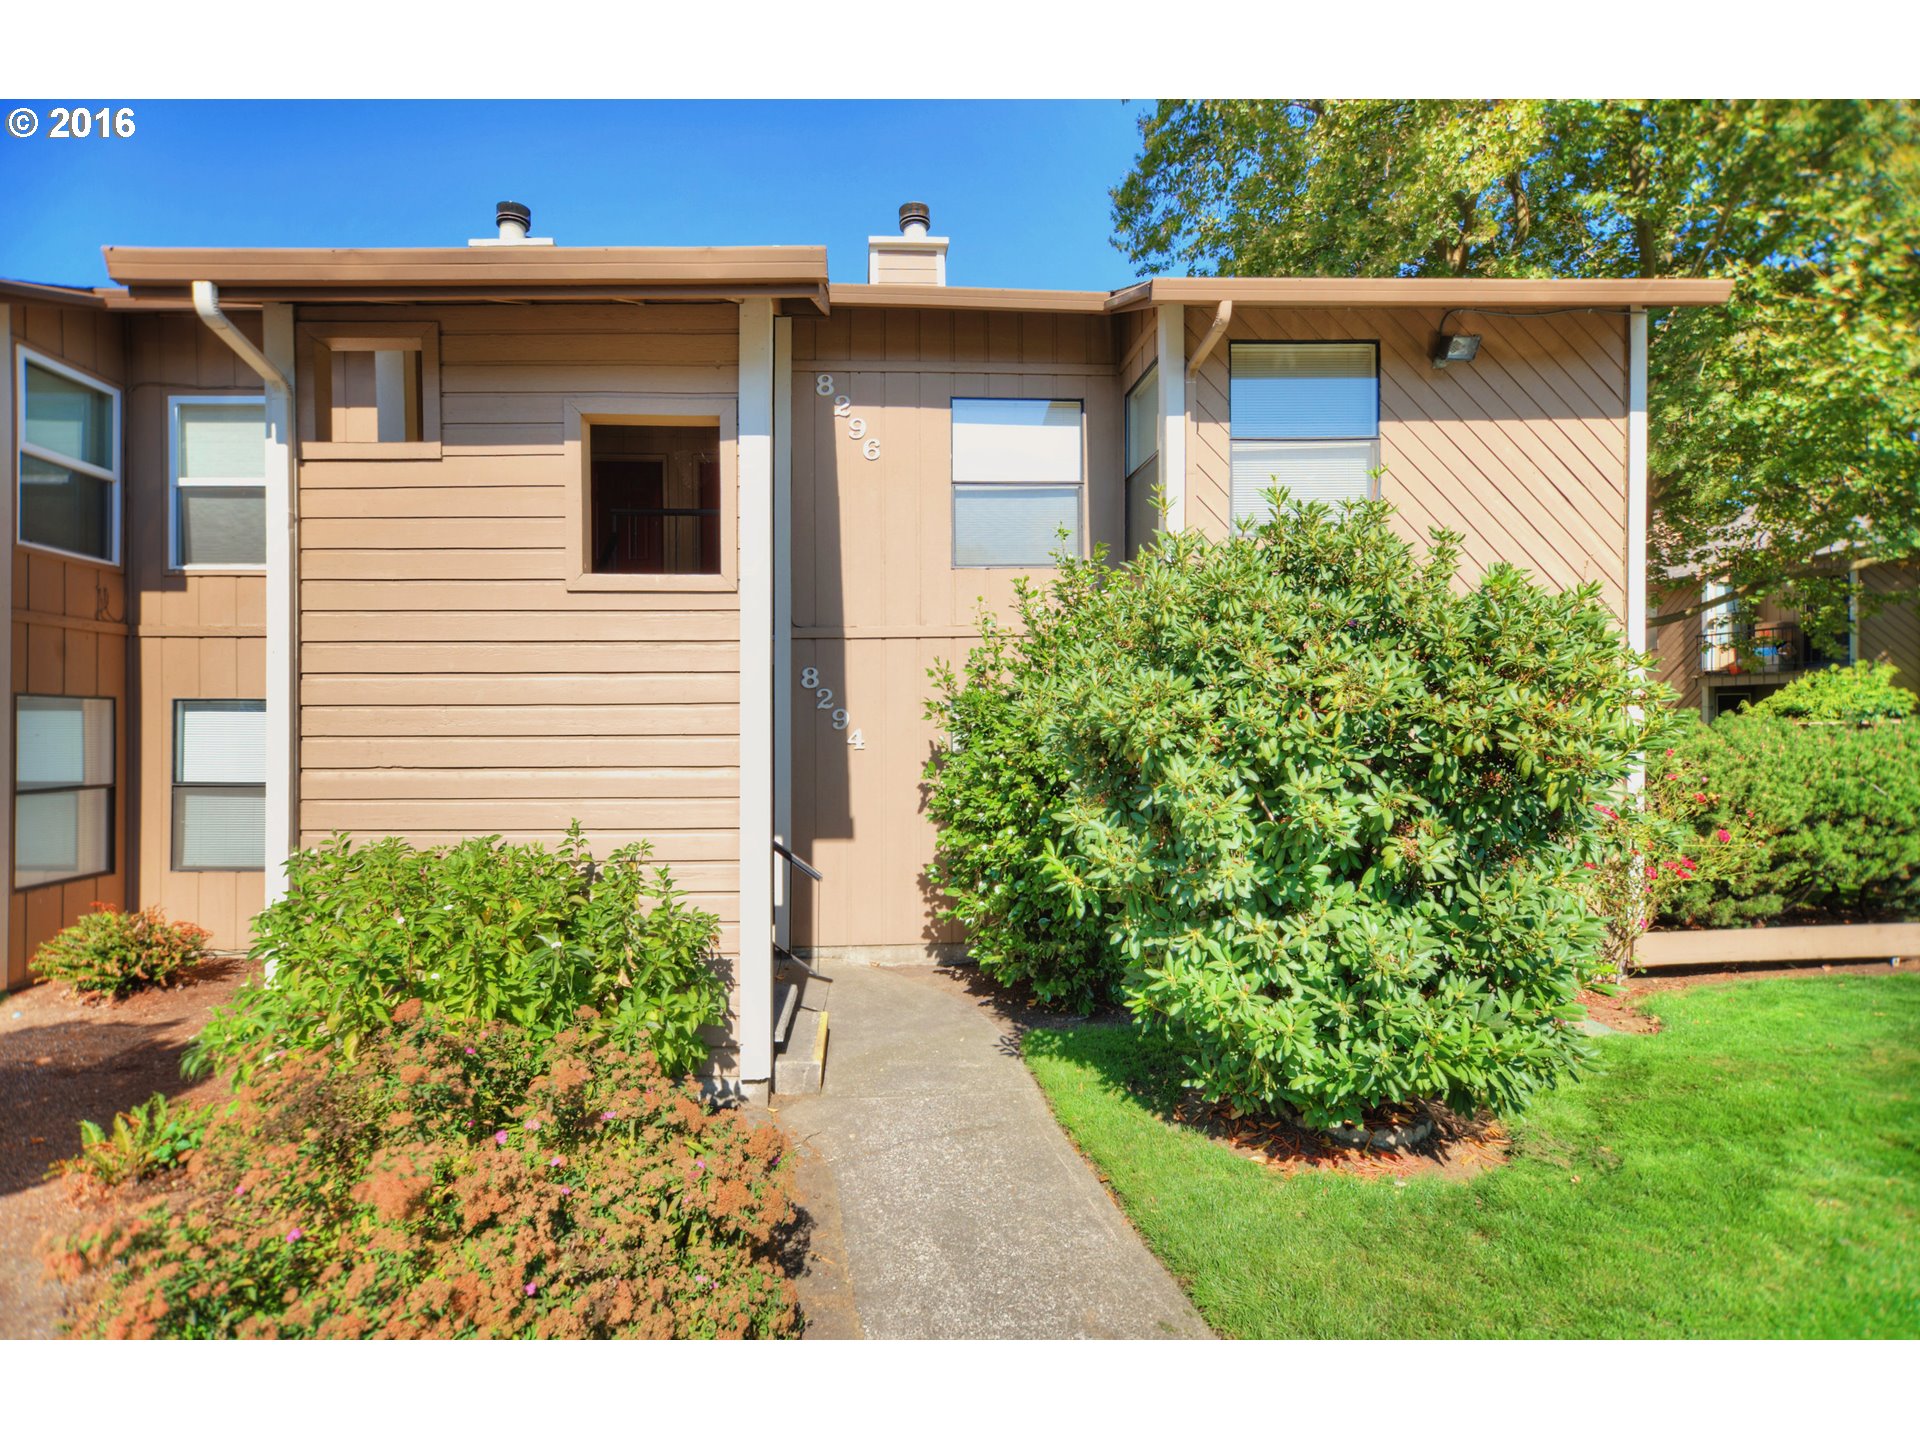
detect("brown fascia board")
[0,277,113,309]
[101,245,833,313]
[829,283,1113,314]
[1107,276,1734,310]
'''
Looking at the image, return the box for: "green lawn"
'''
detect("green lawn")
[1023,973,1920,1338]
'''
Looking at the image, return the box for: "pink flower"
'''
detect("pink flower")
[1663,749,1674,758]
[234,1184,246,1196]
[464,1046,476,1056]
[493,1130,509,1145]
[525,1281,537,1296]
[1594,804,1618,820]
[559,1185,573,1196]
[694,1159,705,1170]
[1692,792,1706,803]
[549,1156,563,1167]
[1715,829,1731,843]
[601,1110,616,1121]
[286,1227,304,1242]
[523,1118,540,1131]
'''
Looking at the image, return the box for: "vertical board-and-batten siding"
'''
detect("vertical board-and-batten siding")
[8,301,131,987]
[786,306,1120,951]
[294,304,745,1017]
[128,311,268,950]
[1185,306,1632,619]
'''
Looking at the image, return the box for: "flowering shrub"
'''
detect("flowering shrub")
[51,1093,209,1191]
[31,904,209,999]
[189,824,724,1080]
[1661,710,1920,926]
[928,496,1663,1126]
[56,1004,799,1339]
[1748,660,1915,723]
[1577,728,1762,973]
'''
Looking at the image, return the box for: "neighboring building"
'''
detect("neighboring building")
[1653,566,1920,718]
[3,202,1730,1094]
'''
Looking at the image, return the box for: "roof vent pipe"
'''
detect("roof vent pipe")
[898,202,931,238]
[469,200,553,247]
[496,201,531,242]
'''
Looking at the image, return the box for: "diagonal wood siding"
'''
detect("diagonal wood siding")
[1187,306,1631,617]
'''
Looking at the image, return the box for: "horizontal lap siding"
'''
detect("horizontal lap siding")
[1188,307,1631,619]
[787,308,1120,949]
[295,303,743,979]
[9,303,131,987]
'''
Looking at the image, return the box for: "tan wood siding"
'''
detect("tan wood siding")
[1187,306,1631,618]
[292,303,744,989]
[785,308,1121,950]
[126,312,268,950]
[1861,564,1920,683]
[9,303,130,987]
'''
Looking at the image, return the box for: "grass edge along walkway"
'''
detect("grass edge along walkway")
[1022,973,1920,1339]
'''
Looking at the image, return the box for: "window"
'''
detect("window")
[17,349,120,562]
[1228,342,1379,525]
[296,322,440,456]
[1123,367,1160,561]
[589,422,722,575]
[172,701,265,870]
[951,398,1084,567]
[15,696,114,888]
[170,398,266,569]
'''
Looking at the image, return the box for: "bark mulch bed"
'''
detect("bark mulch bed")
[0,958,251,1339]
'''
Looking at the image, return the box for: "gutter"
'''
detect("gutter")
[191,281,298,921]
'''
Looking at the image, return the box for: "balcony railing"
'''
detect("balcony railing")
[1701,620,1808,675]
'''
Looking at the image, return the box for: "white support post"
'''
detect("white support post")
[1156,304,1187,533]
[0,304,12,981]
[771,317,793,954]
[1627,307,1650,804]
[737,299,776,1092]
[263,304,298,904]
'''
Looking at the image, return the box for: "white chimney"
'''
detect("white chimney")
[868,201,947,285]
[469,200,555,247]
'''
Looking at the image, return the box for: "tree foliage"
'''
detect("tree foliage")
[1111,100,1920,647]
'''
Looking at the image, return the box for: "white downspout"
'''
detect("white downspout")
[192,282,298,919]
[1156,304,1187,533]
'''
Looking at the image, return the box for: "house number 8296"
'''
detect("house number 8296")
[814,375,880,461]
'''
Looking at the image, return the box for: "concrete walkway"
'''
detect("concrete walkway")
[774,963,1210,1340]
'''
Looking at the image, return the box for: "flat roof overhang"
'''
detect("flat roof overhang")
[1104,276,1734,311]
[102,244,833,315]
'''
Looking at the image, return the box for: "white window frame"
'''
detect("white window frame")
[167,394,268,573]
[949,396,1088,570]
[15,346,122,566]
[14,693,115,890]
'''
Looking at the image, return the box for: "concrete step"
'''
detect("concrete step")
[774,1003,829,1095]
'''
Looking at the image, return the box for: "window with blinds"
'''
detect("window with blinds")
[1228,342,1379,525]
[15,695,114,888]
[18,351,120,563]
[1123,366,1159,561]
[171,398,267,568]
[951,398,1084,567]
[172,700,266,870]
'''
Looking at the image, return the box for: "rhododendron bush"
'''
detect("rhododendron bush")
[56,1003,798,1339]
[927,496,1665,1126]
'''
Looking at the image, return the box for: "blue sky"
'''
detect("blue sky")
[0,100,1156,290]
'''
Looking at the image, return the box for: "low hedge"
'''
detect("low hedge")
[1662,711,1920,927]
[57,1003,799,1339]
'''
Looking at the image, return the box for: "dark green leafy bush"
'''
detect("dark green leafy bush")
[56,1003,798,1339]
[1661,711,1920,927]
[32,904,209,999]
[924,607,1114,1011]
[1747,660,1916,723]
[189,825,724,1080]
[927,497,1660,1126]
